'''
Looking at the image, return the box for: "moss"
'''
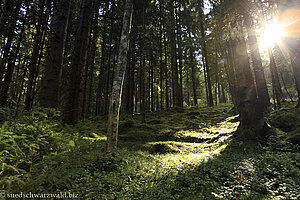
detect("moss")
[7,104,300,199]
[268,108,300,132]
[147,142,181,154]
[286,129,300,145]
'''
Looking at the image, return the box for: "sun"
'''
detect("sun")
[258,20,286,51]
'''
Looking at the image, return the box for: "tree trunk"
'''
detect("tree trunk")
[123,18,135,114]
[190,49,198,106]
[176,6,184,107]
[285,38,300,107]
[247,33,270,109]
[81,30,92,118]
[106,0,133,153]
[87,1,101,115]
[128,22,136,114]
[268,47,282,109]
[104,37,113,115]
[0,2,23,107]
[280,71,294,103]
[0,1,22,91]
[63,0,93,124]
[140,0,146,122]
[164,28,169,108]
[25,0,47,110]
[39,0,70,108]
[199,3,213,107]
[244,12,270,110]
[159,0,163,110]
[224,41,238,109]
[221,84,226,103]
[168,0,182,108]
[232,36,262,131]
[150,51,154,111]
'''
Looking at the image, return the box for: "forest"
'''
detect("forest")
[0,0,300,199]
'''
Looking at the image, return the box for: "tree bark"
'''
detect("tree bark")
[159,0,163,110]
[246,31,270,109]
[123,17,135,114]
[285,38,300,107]
[268,47,282,109]
[25,0,47,110]
[0,2,23,107]
[150,50,154,111]
[199,3,213,107]
[106,0,133,153]
[232,36,262,130]
[139,0,146,122]
[243,11,270,110]
[168,0,182,108]
[0,1,22,91]
[176,5,184,107]
[39,0,70,108]
[63,0,93,124]
[164,26,169,108]
[87,1,101,115]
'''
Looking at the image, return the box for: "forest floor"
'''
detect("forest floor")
[1,103,300,199]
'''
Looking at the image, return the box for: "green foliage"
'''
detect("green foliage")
[267,107,300,147]
[0,108,74,191]
[1,104,300,199]
[268,108,300,132]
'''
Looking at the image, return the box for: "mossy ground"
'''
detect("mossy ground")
[0,103,299,199]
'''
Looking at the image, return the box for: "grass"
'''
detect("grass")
[0,103,299,199]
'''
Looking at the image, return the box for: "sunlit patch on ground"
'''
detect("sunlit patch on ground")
[83,132,107,142]
[141,114,240,174]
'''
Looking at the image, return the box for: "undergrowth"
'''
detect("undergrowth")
[0,103,299,199]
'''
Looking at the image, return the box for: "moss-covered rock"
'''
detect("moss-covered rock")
[268,108,300,132]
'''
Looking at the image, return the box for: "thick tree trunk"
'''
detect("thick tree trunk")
[106,0,133,153]
[232,36,262,130]
[39,0,70,108]
[244,13,270,110]
[63,0,93,124]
